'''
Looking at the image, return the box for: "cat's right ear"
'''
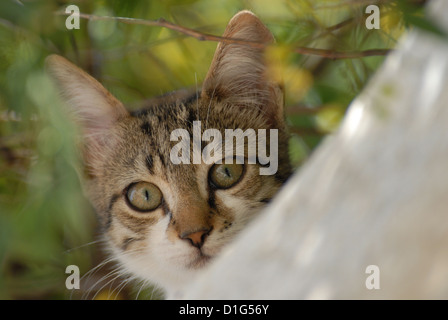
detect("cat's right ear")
[201,11,283,125]
[45,55,128,163]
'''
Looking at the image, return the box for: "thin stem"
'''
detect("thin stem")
[56,11,391,59]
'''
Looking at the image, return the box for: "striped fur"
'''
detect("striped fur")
[46,10,292,297]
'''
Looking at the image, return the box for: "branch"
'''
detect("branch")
[56,11,391,59]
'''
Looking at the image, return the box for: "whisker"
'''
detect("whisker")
[90,270,123,300]
[80,256,118,287]
[67,254,117,300]
[80,245,145,292]
[64,239,103,254]
[81,259,122,299]
[195,72,200,122]
[112,276,132,300]
[205,86,217,131]
[149,283,163,300]
[135,280,147,300]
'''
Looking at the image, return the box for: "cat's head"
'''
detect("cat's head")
[46,10,291,296]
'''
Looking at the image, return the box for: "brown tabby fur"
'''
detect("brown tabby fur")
[46,10,291,297]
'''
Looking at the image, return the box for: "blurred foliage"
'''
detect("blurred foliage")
[0,0,427,299]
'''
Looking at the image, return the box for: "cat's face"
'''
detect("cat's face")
[47,11,291,295]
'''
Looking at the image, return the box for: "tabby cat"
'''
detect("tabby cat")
[46,10,291,298]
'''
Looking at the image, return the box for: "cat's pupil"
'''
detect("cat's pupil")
[209,163,244,189]
[125,181,163,212]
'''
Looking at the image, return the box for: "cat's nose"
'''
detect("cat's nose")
[181,227,212,249]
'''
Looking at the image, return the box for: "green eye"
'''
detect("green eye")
[126,182,162,212]
[209,163,244,189]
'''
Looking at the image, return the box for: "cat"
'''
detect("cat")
[46,10,292,298]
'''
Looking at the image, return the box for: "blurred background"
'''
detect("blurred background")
[0,0,428,299]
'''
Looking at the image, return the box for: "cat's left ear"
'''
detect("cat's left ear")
[45,55,128,134]
[201,10,283,124]
[45,54,129,170]
[45,55,129,172]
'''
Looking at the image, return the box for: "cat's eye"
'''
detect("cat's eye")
[126,182,162,212]
[209,163,244,189]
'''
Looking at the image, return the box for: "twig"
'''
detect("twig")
[56,11,391,59]
[316,0,427,8]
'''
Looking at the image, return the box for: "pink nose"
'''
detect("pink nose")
[181,228,212,248]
